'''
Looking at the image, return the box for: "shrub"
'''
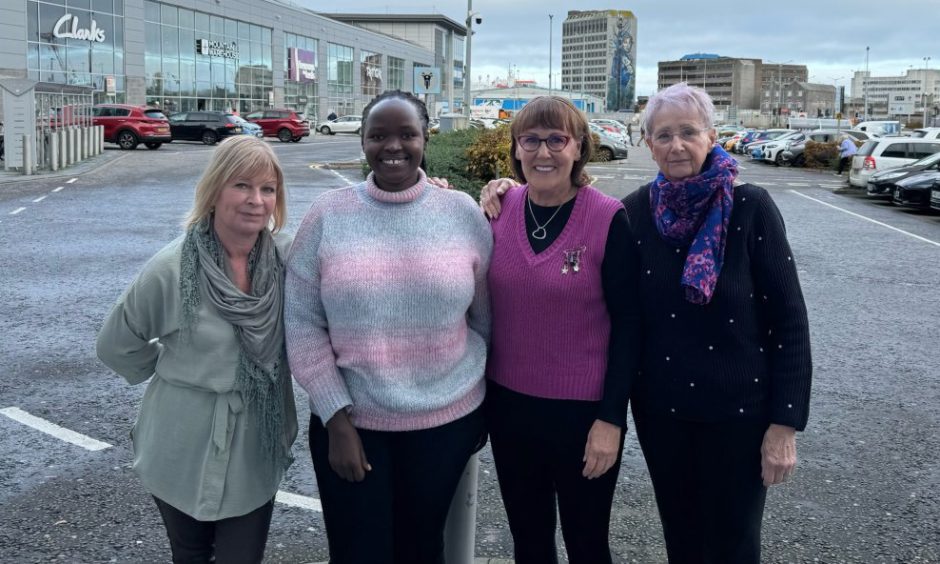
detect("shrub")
[427,128,488,200]
[804,140,839,169]
[465,126,513,188]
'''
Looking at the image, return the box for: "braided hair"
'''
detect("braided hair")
[361,90,430,172]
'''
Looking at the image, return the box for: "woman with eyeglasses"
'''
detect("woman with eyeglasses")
[484,96,640,564]
[481,83,812,563]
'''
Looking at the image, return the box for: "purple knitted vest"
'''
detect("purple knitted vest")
[487,185,623,400]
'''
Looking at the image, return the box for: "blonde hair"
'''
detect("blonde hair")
[185,136,286,232]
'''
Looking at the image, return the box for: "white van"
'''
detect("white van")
[851,120,902,138]
[848,137,940,188]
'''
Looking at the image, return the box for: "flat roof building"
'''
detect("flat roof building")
[560,9,637,112]
[658,55,761,110]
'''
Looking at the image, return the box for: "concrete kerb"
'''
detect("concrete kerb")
[303,560,513,564]
[0,150,129,185]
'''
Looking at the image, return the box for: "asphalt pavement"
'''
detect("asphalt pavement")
[1,136,939,563]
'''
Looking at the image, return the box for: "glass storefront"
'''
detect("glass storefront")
[284,33,317,121]
[26,0,126,103]
[143,0,271,114]
[327,42,354,115]
[360,50,382,98]
[387,56,404,91]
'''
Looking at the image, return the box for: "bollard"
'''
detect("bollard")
[79,127,86,160]
[98,125,104,154]
[22,134,33,176]
[443,453,480,564]
[71,127,78,164]
[59,130,67,169]
[50,132,58,172]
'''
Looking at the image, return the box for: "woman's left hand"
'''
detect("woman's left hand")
[582,419,622,479]
[761,423,797,486]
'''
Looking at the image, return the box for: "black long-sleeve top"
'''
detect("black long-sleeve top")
[621,183,812,430]
[526,198,640,428]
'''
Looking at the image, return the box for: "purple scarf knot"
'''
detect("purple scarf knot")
[650,145,738,305]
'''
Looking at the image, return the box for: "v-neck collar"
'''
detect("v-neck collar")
[515,185,583,263]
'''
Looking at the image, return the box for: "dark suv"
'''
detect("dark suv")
[244,109,310,142]
[92,104,171,150]
[167,111,242,145]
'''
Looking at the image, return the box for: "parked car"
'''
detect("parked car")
[589,123,629,161]
[849,137,940,188]
[167,111,242,145]
[780,129,866,166]
[746,130,799,159]
[318,115,362,135]
[866,151,940,196]
[0,121,4,160]
[590,119,630,144]
[760,132,807,165]
[229,115,263,138]
[852,120,901,138]
[243,109,310,142]
[735,129,790,153]
[910,127,940,140]
[890,170,940,210]
[91,103,171,150]
[930,185,940,212]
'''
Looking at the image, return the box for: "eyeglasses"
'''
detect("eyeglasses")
[650,127,708,146]
[517,134,572,152]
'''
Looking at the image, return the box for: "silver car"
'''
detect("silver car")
[319,115,363,135]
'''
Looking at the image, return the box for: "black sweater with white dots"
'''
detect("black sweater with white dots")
[622,183,812,431]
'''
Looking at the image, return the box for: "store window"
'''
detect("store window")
[328,42,354,115]
[387,56,404,91]
[361,50,383,98]
[143,0,271,114]
[26,0,126,102]
[284,33,318,121]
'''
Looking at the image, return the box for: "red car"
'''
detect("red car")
[92,104,172,150]
[244,109,310,142]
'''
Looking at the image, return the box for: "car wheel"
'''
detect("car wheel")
[144,142,162,150]
[792,154,805,167]
[290,137,301,143]
[202,130,218,145]
[354,127,361,135]
[277,128,293,143]
[774,152,783,166]
[596,147,614,162]
[319,125,332,135]
[117,130,139,150]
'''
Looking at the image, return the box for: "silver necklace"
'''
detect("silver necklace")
[527,195,566,240]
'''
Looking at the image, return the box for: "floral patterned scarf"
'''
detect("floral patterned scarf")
[649,145,738,305]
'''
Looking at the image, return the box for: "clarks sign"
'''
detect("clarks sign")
[53,13,106,43]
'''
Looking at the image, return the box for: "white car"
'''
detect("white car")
[911,127,940,140]
[848,137,940,188]
[319,115,363,135]
[760,131,806,165]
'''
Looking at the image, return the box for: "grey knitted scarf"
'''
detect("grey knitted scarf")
[180,216,293,471]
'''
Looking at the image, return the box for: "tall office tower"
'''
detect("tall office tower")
[561,10,637,112]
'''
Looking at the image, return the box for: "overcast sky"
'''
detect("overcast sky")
[304,0,939,98]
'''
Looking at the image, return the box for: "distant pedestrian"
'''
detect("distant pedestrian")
[626,121,635,146]
[836,134,857,176]
[326,110,338,121]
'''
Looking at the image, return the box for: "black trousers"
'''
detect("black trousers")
[309,408,485,564]
[486,383,624,564]
[153,496,274,564]
[837,156,852,174]
[632,410,768,564]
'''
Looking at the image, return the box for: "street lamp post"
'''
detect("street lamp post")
[463,0,476,118]
[829,76,845,132]
[767,60,793,126]
[548,14,553,96]
[864,46,870,120]
[923,56,932,127]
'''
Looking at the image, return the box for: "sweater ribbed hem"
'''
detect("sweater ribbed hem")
[343,378,485,431]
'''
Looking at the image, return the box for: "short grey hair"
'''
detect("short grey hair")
[642,82,715,138]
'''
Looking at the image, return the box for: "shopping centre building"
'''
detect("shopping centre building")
[0,0,460,121]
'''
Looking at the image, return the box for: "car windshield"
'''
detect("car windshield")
[228,115,247,123]
[144,109,167,120]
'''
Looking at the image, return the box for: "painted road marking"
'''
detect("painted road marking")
[52,186,64,192]
[0,407,112,451]
[789,190,940,247]
[10,207,26,215]
[787,182,810,187]
[33,195,48,203]
[328,168,355,185]
[275,490,323,512]
[66,178,77,184]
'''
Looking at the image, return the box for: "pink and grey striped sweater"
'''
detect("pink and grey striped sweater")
[285,171,492,431]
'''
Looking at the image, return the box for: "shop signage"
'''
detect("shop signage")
[105,75,116,95]
[413,66,441,95]
[365,66,383,81]
[53,13,106,43]
[288,47,316,83]
[196,39,239,59]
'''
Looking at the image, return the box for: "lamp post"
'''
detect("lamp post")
[548,14,553,96]
[864,46,870,120]
[767,59,793,126]
[829,76,845,131]
[463,0,477,118]
[923,56,932,127]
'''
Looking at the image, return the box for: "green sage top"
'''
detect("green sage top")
[96,236,298,520]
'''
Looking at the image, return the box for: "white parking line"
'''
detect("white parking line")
[275,490,323,512]
[52,186,64,192]
[789,190,940,247]
[327,169,355,185]
[10,207,26,215]
[33,195,48,203]
[66,178,77,184]
[787,182,810,187]
[0,407,112,451]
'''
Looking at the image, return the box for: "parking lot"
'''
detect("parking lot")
[1,136,939,563]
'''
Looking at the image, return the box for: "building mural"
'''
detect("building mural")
[606,16,635,112]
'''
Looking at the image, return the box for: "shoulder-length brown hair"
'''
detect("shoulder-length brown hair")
[184,135,287,232]
[509,96,593,187]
